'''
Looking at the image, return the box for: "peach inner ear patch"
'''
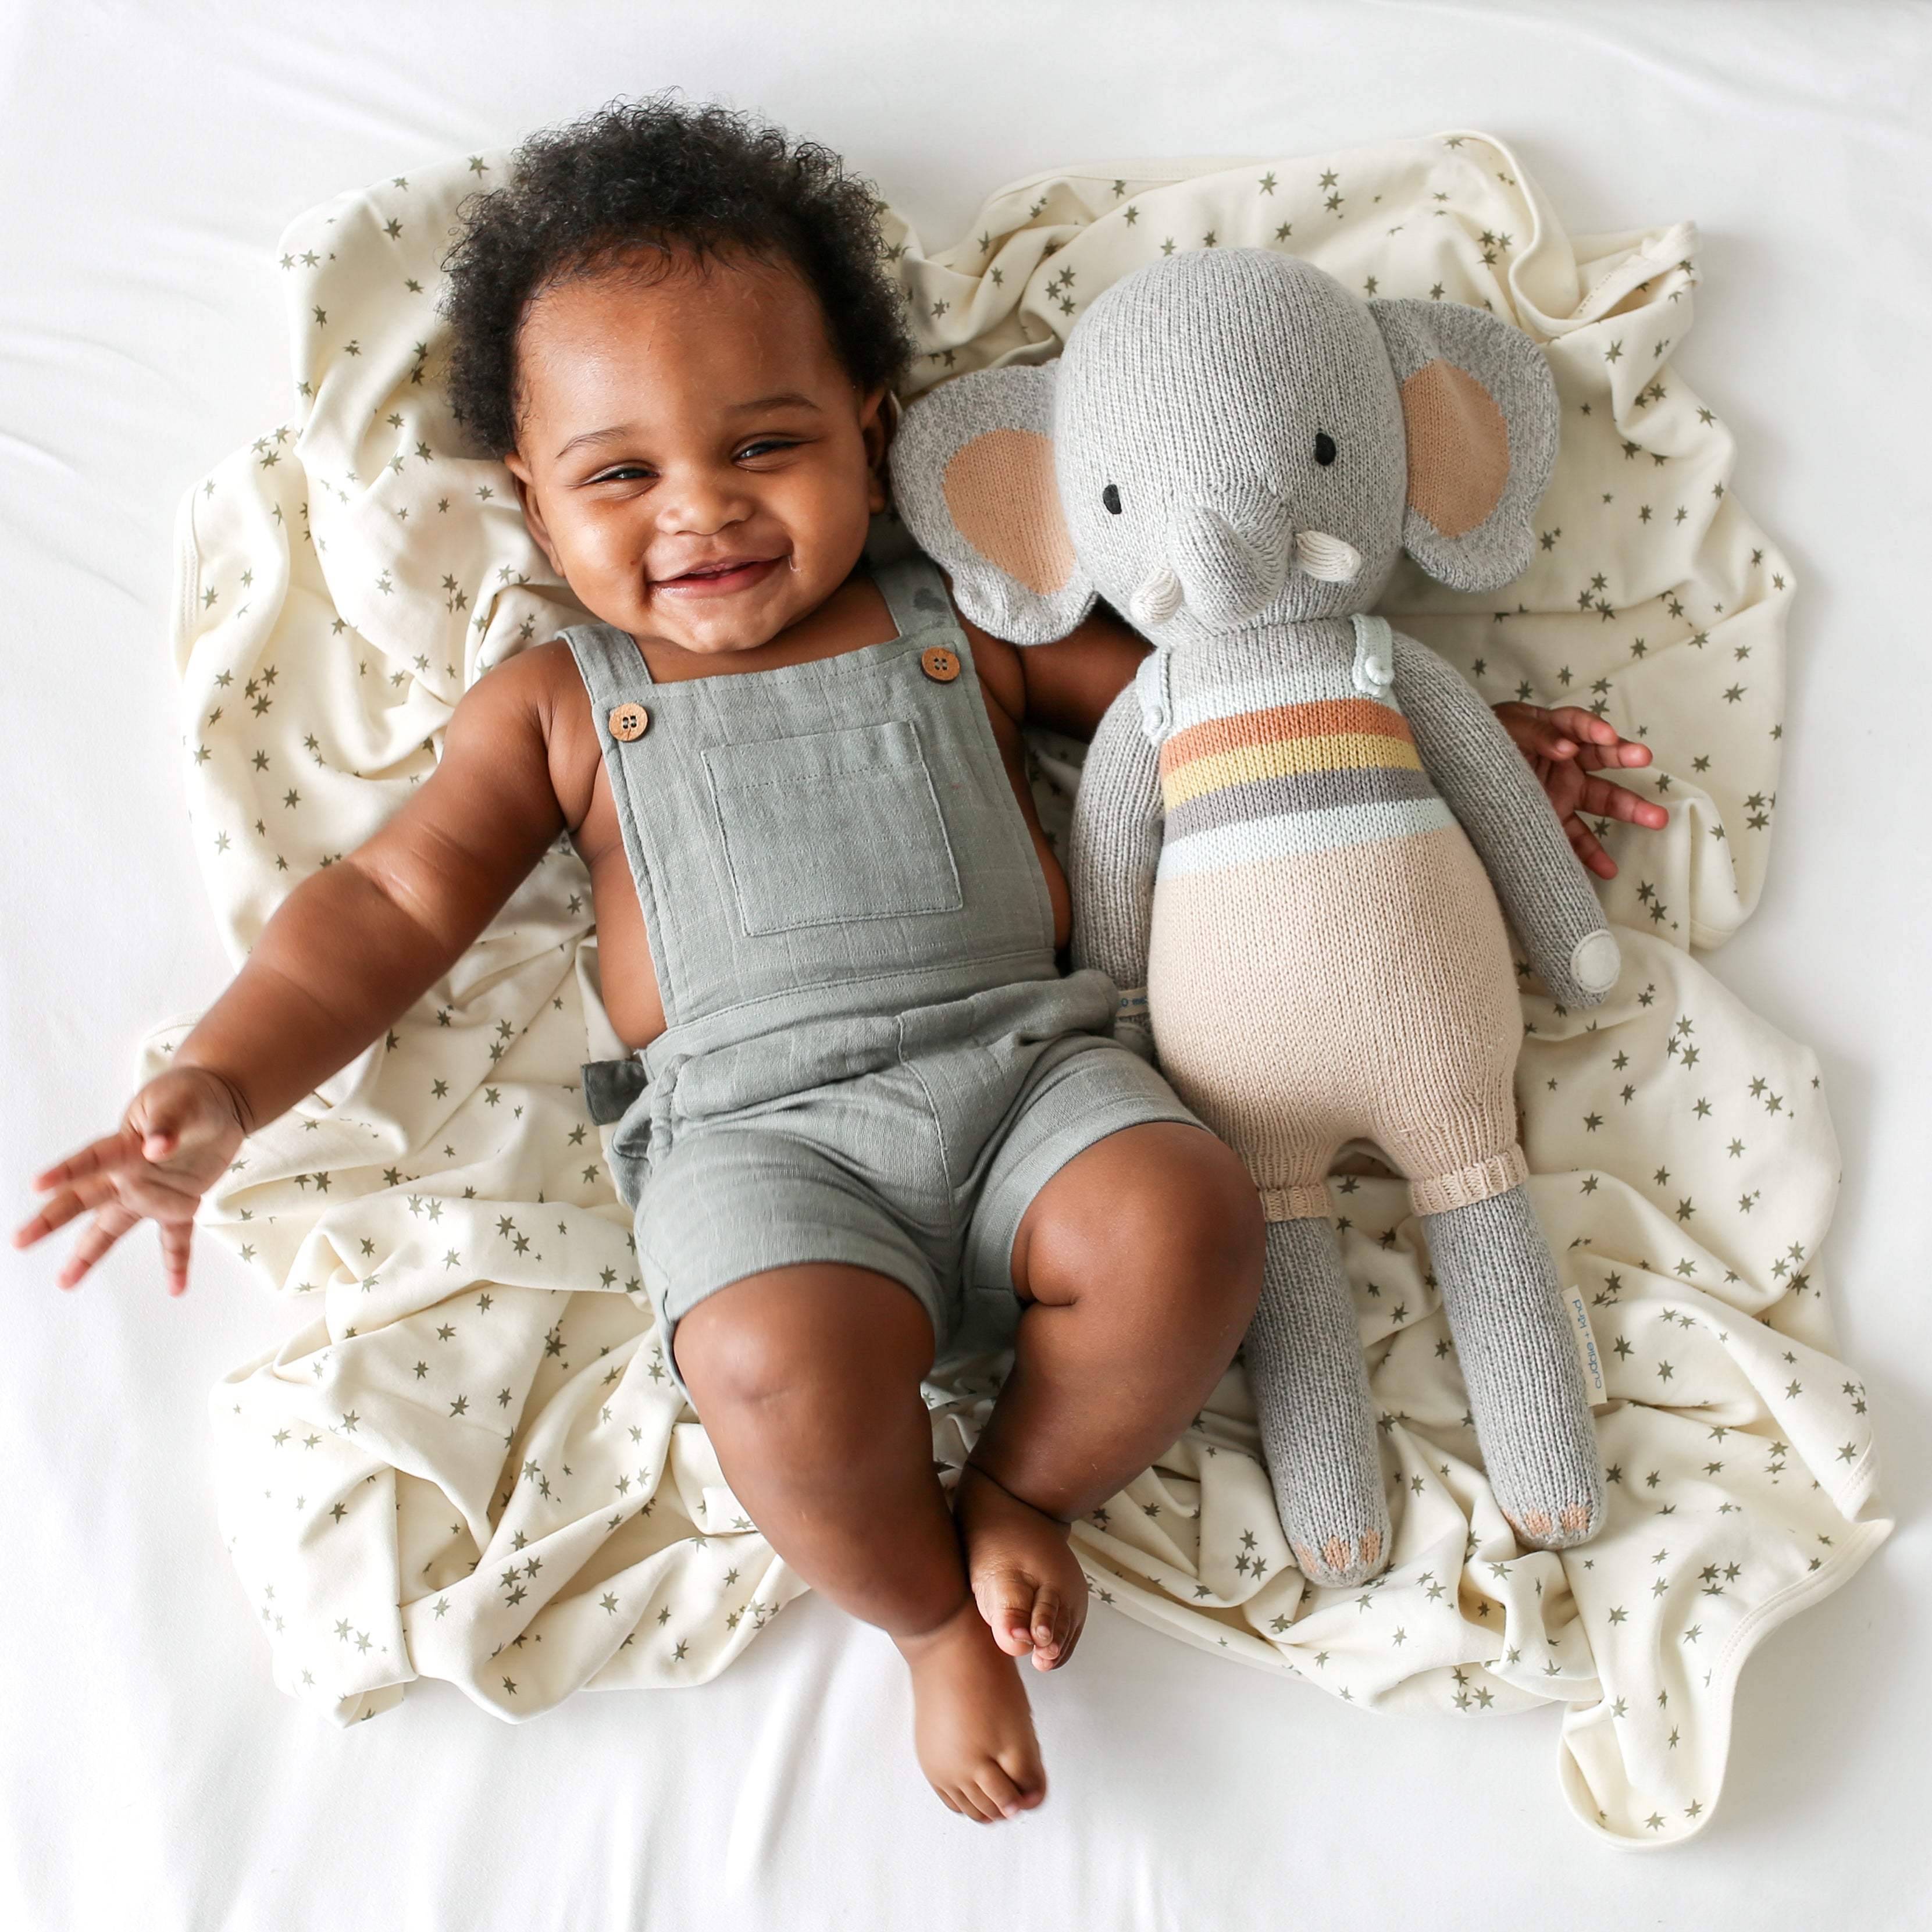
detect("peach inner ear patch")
[942,428,1077,594]
[1400,358,1511,538]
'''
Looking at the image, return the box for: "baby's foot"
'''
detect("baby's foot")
[956,1464,1088,1670]
[896,1596,1046,1823]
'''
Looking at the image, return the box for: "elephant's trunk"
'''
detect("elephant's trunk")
[1163,503,1293,629]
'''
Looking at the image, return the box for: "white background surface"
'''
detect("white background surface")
[3,2,1926,1926]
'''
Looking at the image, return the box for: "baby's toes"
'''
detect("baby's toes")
[974,1759,1028,1822]
[1026,1584,1086,1670]
[972,1565,1039,1659]
[1026,1588,1066,1669]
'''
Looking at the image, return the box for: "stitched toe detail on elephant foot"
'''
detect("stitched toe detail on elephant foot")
[1501,1500,1601,1550]
[1290,1528,1388,1587]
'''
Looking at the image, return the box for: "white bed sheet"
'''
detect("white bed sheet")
[2,2,1925,1926]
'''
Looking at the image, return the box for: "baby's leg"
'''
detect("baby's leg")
[965,1122,1263,1666]
[674,1265,1042,1823]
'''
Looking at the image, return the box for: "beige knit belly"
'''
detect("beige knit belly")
[1146,824,1524,1215]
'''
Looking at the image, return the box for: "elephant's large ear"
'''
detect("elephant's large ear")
[1369,300,1559,593]
[889,365,1095,644]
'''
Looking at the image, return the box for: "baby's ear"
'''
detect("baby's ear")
[1370,300,1559,593]
[889,365,1095,643]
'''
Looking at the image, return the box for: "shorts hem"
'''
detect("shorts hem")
[965,1086,1207,1295]
[651,1231,944,1397]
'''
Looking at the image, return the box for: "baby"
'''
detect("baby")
[15,100,1664,1822]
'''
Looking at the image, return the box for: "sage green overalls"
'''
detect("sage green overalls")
[569,557,1196,1385]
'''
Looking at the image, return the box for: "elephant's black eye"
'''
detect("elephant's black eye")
[1102,483,1122,514]
[1314,433,1338,466]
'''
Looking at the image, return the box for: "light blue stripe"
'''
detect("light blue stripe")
[1168,662,1408,734]
[1157,797,1456,876]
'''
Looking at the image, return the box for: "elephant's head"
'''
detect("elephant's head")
[890,248,1558,645]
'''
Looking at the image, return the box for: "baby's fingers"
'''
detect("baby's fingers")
[54,1204,141,1291]
[1563,813,1618,881]
[12,1174,122,1250]
[157,1218,195,1297]
[1544,707,1653,772]
[28,1127,144,1199]
[1578,773,1670,829]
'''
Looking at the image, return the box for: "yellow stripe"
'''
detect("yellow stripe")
[1161,733,1424,808]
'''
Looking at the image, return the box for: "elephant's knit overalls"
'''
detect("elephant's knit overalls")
[568,557,1197,1386]
[1138,615,1526,1221]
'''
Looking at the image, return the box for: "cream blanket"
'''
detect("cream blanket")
[159,131,1887,1845]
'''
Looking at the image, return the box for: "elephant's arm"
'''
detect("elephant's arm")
[1392,633,1620,1009]
[1070,684,1165,1057]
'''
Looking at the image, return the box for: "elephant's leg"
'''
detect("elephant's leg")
[1423,1184,1606,1549]
[1247,1214,1392,1587]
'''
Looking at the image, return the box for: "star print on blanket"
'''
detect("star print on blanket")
[156,129,1885,1844]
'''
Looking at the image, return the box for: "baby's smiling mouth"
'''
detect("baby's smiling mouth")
[654,553,786,597]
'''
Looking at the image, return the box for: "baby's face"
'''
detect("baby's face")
[504,252,888,654]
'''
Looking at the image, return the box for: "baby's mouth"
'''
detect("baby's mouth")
[654,554,786,598]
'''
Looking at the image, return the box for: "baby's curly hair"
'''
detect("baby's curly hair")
[442,96,913,455]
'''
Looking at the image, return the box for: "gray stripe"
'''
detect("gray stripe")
[1165,762,1438,839]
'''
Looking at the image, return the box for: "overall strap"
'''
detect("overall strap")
[872,553,957,639]
[1350,613,1396,704]
[560,621,667,1086]
[1133,645,1175,746]
[561,621,654,712]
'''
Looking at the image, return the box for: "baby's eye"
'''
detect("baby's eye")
[1314,433,1338,466]
[590,464,653,484]
[737,438,803,461]
[1102,483,1122,514]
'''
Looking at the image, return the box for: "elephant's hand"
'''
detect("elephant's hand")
[1547,926,1622,1012]
[1495,704,1670,881]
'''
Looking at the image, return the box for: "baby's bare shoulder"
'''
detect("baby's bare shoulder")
[949,592,1148,739]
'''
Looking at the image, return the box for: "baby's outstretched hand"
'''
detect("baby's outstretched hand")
[13,1067,249,1294]
[1495,703,1670,881]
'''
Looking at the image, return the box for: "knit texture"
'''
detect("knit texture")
[1390,632,1619,1006]
[1067,682,1163,1008]
[1423,1186,1608,1548]
[1246,1215,1391,1587]
[914,247,1614,1584]
[1134,626,1528,1222]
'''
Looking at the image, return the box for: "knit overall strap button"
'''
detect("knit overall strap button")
[608,702,650,742]
[919,644,961,683]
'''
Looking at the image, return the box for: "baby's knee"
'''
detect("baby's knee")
[1028,1123,1263,1306]
[1132,1127,1264,1270]
[673,1264,934,1421]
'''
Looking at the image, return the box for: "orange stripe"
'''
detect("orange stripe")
[1159,698,1414,775]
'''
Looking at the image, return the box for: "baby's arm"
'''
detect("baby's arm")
[15,656,568,1291]
[1067,686,1164,1058]
[1494,701,1668,880]
[1392,632,1620,1008]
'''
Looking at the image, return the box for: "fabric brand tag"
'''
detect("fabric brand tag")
[1566,1286,1609,1409]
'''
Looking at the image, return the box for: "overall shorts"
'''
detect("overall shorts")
[568,557,1198,1389]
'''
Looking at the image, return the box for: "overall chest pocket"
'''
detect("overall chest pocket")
[703,719,964,936]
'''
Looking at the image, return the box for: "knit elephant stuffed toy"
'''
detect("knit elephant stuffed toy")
[891,247,1612,1586]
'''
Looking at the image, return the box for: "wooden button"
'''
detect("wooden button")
[920,645,961,684]
[608,703,650,742]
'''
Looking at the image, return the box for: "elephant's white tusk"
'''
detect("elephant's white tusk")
[1295,530,1362,582]
[1130,566,1185,629]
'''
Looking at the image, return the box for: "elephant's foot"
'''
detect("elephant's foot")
[1247,1215,1394,1588]
[1423,1182,1607,1555]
